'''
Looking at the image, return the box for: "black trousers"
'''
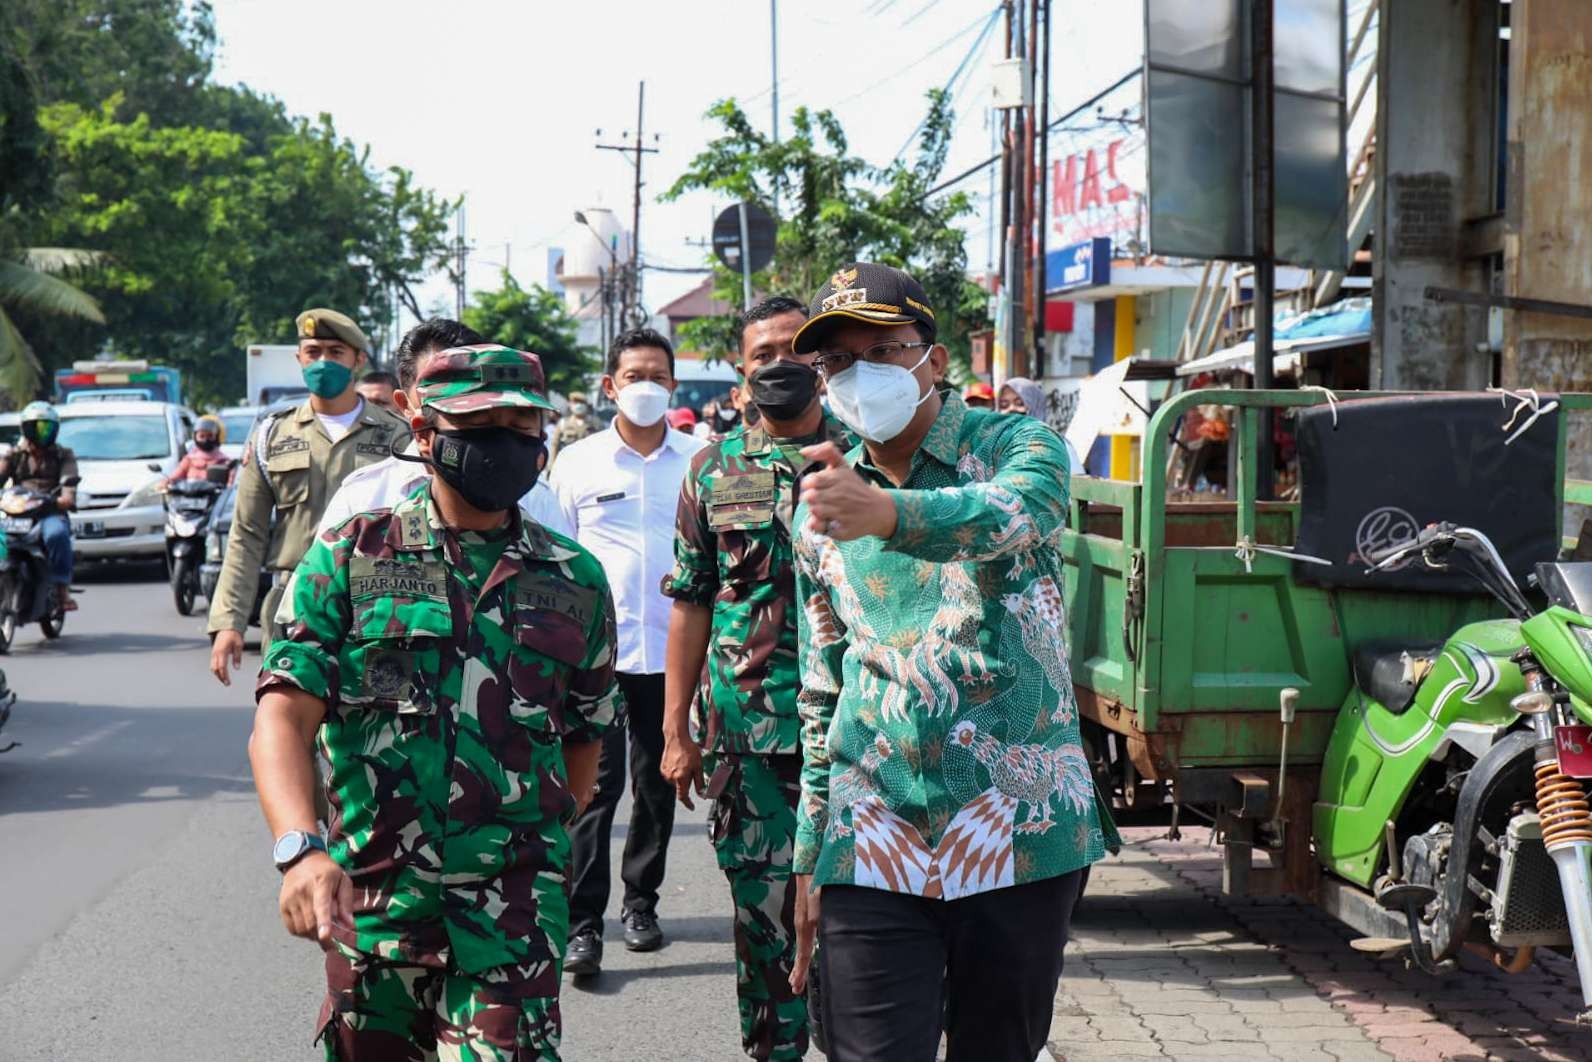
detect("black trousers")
[568,672,676,936]
[818,870,1085,1062]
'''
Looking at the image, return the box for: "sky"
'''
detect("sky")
[208,0,1144,331]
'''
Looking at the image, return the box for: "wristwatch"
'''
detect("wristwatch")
[272,829,327,873]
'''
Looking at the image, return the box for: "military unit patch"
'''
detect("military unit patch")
[363,649,416,701]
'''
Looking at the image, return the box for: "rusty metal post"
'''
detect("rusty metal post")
[1503,1,1592,417]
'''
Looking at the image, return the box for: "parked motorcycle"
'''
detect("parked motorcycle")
[164,463,232,616]
[1315,523,1592,1017]
[0,486,67,652]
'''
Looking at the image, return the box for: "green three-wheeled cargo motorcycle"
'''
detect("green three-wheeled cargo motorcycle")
[1064,388,1592,1022]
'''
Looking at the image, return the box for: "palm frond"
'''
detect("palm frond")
[21,247,107,275]
[0,260,106,324]
[0,308,45,404]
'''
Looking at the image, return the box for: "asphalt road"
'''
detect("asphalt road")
[0,570,743,1060]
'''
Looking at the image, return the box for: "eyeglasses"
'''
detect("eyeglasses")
[813,341,933,379]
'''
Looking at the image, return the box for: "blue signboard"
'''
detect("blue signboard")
[1046,237,1112,292]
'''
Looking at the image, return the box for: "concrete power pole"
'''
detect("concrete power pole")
[453,198,469,319]
[597,82,659,329]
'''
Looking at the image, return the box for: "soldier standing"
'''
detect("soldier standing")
[208,308,406,685]
[249,345,621,1060]
[660,295,854,1060]
[549,390,596,465]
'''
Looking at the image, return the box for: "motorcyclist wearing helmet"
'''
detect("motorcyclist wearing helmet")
[0,402,80,611]
[165,415,234,485]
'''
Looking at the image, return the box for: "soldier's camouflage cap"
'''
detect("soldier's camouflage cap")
[295,307,369,352]
[415,344,558,415]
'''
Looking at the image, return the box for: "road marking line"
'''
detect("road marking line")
[42,720,134,759]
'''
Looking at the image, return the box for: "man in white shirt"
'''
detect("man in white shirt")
[551,326,704,975]
[318,318,571,537]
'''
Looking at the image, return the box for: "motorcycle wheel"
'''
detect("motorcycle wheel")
[172,554,196,616]
[0,576,15,655]
[40,600,64,640]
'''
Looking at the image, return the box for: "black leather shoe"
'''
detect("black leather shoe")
[564,929,602,976]
[622,908,663,952]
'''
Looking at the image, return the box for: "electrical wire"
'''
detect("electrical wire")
[825,6,1001,111]
[892,5,1002,163]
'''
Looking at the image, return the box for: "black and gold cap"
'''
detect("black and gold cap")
[295,308,369,353]
[791,262,937,354]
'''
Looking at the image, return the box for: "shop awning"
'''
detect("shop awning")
[1174,331,1369,377]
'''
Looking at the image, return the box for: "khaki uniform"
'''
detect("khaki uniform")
[206,399,406,642]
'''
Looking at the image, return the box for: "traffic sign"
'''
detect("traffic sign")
[712,202,776,274]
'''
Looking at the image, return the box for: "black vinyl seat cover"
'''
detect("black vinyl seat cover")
[1352,640,1444,714]
[1293,393,1560,592]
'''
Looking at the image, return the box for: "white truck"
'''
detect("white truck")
[244,344,308,407]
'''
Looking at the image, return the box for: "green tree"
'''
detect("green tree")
[0,14,105,402]
[462,271,598,396]
[664,89,986,375]
[25,100,455,408]
[10,0,217,126]
[6,0,455,408]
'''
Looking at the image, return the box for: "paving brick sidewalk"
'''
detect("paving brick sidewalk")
[1049,827,1589,1062]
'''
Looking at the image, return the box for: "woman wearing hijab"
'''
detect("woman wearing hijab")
[998,376,1083,474]
[997,377,1046,417]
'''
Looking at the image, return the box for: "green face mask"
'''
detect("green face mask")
[302,358,354,399]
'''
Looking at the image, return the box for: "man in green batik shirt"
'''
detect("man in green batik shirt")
[661,295,855,1061]
[786,264,1119,1062]
[249,344,621,1061]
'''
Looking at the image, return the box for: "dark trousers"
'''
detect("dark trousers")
[818,870,1085,1062]
[568,672,676,937]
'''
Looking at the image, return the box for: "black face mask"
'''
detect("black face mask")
[748,362,819,422]
[399,426,545,513]
[195,436,220,452]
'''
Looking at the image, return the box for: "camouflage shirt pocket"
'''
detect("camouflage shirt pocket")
[344,597,452,715]
[508,574,597,731]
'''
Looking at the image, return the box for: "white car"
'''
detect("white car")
[215,405,258,462]
[58,401,197,561]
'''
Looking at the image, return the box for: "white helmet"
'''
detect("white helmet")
[20,401,59,445]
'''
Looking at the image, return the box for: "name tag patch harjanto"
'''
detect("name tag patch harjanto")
[349,556,449,602]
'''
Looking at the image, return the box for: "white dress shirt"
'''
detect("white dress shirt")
[317,442,573,537]
[550,423,704,675]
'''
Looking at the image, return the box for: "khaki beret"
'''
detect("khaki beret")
[295,308,368,352]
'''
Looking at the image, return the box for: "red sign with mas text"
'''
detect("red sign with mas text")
[1051,134,1145,250]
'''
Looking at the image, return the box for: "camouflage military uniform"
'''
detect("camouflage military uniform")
[261,486,620,1060]
[208,398,406,645]
[661,415,855,1061]
[258,345,621,1061]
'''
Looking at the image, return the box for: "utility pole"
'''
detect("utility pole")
[1033,0,1052,371]
[771,0,781,214]
[597,82,659,328]
[1252,0,1275,499]
[1007,3,1029,380]
[997,2,1015,385]
[453,198,469,319]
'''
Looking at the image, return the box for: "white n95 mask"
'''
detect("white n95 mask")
[824,349,933,443]
[615,381,671,427]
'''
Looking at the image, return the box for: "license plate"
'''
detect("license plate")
[1557,725,1592,778]
[1,517,29,534]
[77,520,105,538]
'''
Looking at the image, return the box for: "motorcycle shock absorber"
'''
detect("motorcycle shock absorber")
[1518,669,1592,1018]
